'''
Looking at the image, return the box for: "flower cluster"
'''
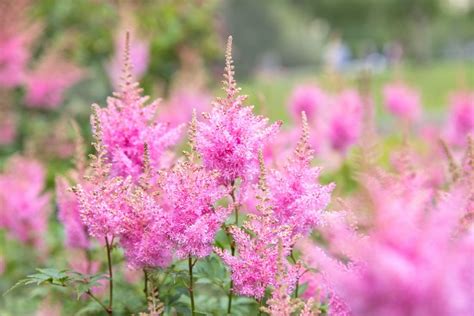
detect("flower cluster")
[383,82,422,123]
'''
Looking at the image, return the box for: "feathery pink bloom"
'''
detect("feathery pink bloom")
[383,83,422,122]
[160,88,211,127]
[327,90,363,153]
[445,91,474,146]
[24,48,84,109]
[268,114,334,237]
[56,176,89,249]
[95,39,183,180]
[0,155,50,248]
[302,168,474,316]
[288,84,328,123]
[196,37,280,187]
[159,159,230,259]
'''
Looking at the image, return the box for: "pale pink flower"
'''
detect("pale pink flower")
[160,88,211,127]
[383,82,422,122]
[302,169,474,316]
[95,37,183,181]
[0,155,50,248]
[195,37,281,187]
[159,159,230,259]
[24,48,84,109]
[445,91,474,146]
[56,176,89,249]
[327,90,363,153]
[288,84,328,123]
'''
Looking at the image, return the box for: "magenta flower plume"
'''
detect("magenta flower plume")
[216,154,298,300]
[195,36,281,187]
[268,112,335,237]
[445,90,474,146]
[301,167,474,316]
[328,90,363,153]
[56,176,89,249]
[24,46,85,109]
[94,34,183,180]
[383,82,422,122]
[0,155,50,248]
[288,84,328,123]
[159,158,230,259]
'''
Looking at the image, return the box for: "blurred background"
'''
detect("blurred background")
[0,0,473,314]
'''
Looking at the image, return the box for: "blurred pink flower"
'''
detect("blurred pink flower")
[56,176,89,249]
[301,168,474,316]
[287,84,328,123]
[160,88,211,127]
[383,82,422,122]
[0,155,50,248]
[0,1,37,88]
[24,48,84,109]
[327,90,363,153]
[196,37,280,187]
[445,91,474,146]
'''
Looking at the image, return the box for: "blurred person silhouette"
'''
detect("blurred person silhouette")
[323,32,351,73]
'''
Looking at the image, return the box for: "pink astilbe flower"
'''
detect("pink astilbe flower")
[0,155,50,248]
[302,166,474,316]
[383,82,422,122]
[0,1,37,87]
[24,47,84,109]
[161,88,211,127]
[288,84,328,123]
[56,176,89,249]
[445,91,474,146]
[216,154,298,300]
[268,112,335,237]
[159,157,230,259]
[195,36,281,187]
[95,34,183,180]
[327,90,363,153]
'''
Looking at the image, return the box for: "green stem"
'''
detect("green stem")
[188,256,196,316]
[290,250,299,298]
[86,290,110,315]
[105,237,113,315]
[227,182,239,314]
[143,268,149,300]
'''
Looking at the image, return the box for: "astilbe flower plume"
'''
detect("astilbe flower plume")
[301,162,474,316]
[268,112,335,237]
[327,90,363,153]
[94,34,183,180]
[195,36,281,188]
[0,155,50,248]
[158,156,230,259]
[216,153,299,299]
[383,82,422,123]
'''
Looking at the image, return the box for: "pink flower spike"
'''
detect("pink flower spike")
[288,84,328,123]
